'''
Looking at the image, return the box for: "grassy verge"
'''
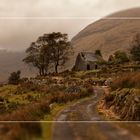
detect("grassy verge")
[97,104,120,121]
[97,103,140,137]
[97,87,140,137]
[75,70,101,78]
[41,103,66,140]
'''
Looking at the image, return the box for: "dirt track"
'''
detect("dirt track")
[52,87,140,140]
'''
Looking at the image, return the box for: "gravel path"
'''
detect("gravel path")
[52,87,140,140]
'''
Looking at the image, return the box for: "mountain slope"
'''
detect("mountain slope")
[71,8,140,64]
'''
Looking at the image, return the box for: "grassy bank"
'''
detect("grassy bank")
[0,79,94,140]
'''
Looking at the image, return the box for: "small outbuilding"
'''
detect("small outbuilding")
[73,52,104,71]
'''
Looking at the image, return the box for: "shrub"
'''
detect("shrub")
[7,101,19,111]
[104,88,140,121]
[8,70,21,85]
[111,72,140,90]
[104,93,115,103]
[16,82,40,94]
[114,51,129,64]
[130,33,140,62]
[0,123,42,140]
[0,99,50,121]
[87,85,94,93]
[95,49,102,57]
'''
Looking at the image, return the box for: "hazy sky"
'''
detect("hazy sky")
[0,0,140,51]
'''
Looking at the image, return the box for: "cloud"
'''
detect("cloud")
[0,0,139,17]
[0,0,140,51]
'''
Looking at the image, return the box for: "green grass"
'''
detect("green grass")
[122,64,140,68]
[0,84,47,114]
[75,70,101,77]
[0,84,17,97]
[41,103,67,140]
[0,81,93,140]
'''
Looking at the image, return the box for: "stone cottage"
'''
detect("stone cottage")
[73,52,104,71]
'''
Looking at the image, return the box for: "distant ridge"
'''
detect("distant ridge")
[70,7,140,68]
[0,51,36,82]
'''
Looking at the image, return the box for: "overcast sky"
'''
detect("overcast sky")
[0,0,140,51]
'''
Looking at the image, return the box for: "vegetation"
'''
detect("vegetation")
[110,72,140,90]
[108,51,129,64]
[42,103,66,140]
[95,49,102,57]
[0,123,42,140]
[100,71,140,121]
[114,51,129,63]
[42,94,96,140]
[108,55,114,63]
[8,70,21,85]
[2,32,140,140]
[23,32,72,75]
[0,74,95,140]
[104,88,140,121]
[130,33,140,62]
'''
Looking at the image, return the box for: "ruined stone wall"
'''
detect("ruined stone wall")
[73,53,99,71]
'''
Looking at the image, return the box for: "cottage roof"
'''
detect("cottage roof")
[80,52,102,62]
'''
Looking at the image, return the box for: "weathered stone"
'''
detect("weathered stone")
[134,96,140,103]
[65,86,81,94]
[73,52,104,71]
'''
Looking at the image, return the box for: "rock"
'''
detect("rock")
[65,86,81,94]
[134,96,140,103]
[49,103,55,110]
[104,78,112,86]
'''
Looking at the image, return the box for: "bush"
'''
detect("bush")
[0,123,42,140]
[114,51,129,64]
[104,88,140,121]
[104,93,115,103]
[111,72,140,90]
[16,82,40,94]
[0,99,50,121]
[8,70,21,85]
[95,49,102,57]
[130,33,140,62]
[87,85,94,93]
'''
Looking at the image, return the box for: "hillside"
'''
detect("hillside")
[70,8,140,68]
[0,51,36,82]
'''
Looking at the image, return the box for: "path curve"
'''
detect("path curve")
[52,86,140,140]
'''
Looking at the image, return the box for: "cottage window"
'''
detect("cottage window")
[95,64,98,69]
[81,53,84,58]
[87,64,90,70]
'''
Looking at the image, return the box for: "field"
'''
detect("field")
[0,67,140,140]
[0,73,96,140]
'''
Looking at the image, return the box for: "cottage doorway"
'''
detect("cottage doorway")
[87,64,90,70]
[95,64,98,70]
